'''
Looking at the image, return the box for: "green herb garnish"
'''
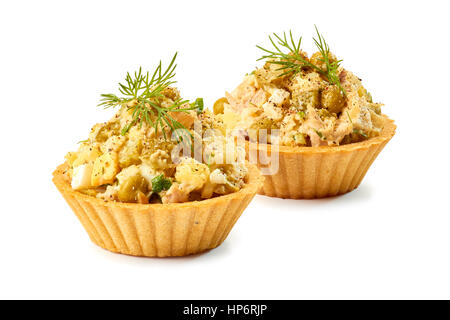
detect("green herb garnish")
[257,26,346,96]
[346,110,353,125]
[192,97,204,113]
[312,26,346,97]
[314,129,325,140]
[353,129,368,138]
[151,174,172,193]
[98,52,199,142]
[257,30,320,77]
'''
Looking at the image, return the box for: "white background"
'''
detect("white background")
[1,0,449,299]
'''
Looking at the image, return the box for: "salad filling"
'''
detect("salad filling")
[65,55,248,204]
[217,28,385,147]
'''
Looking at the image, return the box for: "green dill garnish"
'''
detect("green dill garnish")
[346,110,353,125]
[98,52,199,142]
[151,174,172,193]
[312,26,346,97]
[353,129,368,138]
[314,129,325,140]
[77,139,88,144]
[256,26,346,96]
[257,30,321,77]
[192,97,204,113]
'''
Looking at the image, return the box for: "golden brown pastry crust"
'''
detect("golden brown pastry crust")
[246,115,396,199]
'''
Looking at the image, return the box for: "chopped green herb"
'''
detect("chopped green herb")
[346,111,353,125]
[192,97,204,113]
[151,174,172,193]
[353,129,368,138]
[314,129,325,140]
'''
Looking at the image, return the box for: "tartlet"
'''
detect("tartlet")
[53,162,262,257]
[53,54,263,257]
[216,29,396,199]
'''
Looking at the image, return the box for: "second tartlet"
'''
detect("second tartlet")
[216,29,396,198]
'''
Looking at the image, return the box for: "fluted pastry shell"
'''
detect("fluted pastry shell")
[52,163,263,257]
[245,115,396,199]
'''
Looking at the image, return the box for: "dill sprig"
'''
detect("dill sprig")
[98,52,200,142]
[312,26,346,97]
[256,31,322,77]
[257,26,346,96]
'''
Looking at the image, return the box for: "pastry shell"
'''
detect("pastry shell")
[246,115,396,199]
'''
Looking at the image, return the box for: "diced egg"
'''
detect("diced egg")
[139,164,157,184]
[71,164,94,190]
[209,169,227,185]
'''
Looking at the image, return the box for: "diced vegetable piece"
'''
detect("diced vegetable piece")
[91,152,119,186]
[213,97,228,115]
[118,173,149,203]
[321,85,345,114]
[151,174,172,193]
